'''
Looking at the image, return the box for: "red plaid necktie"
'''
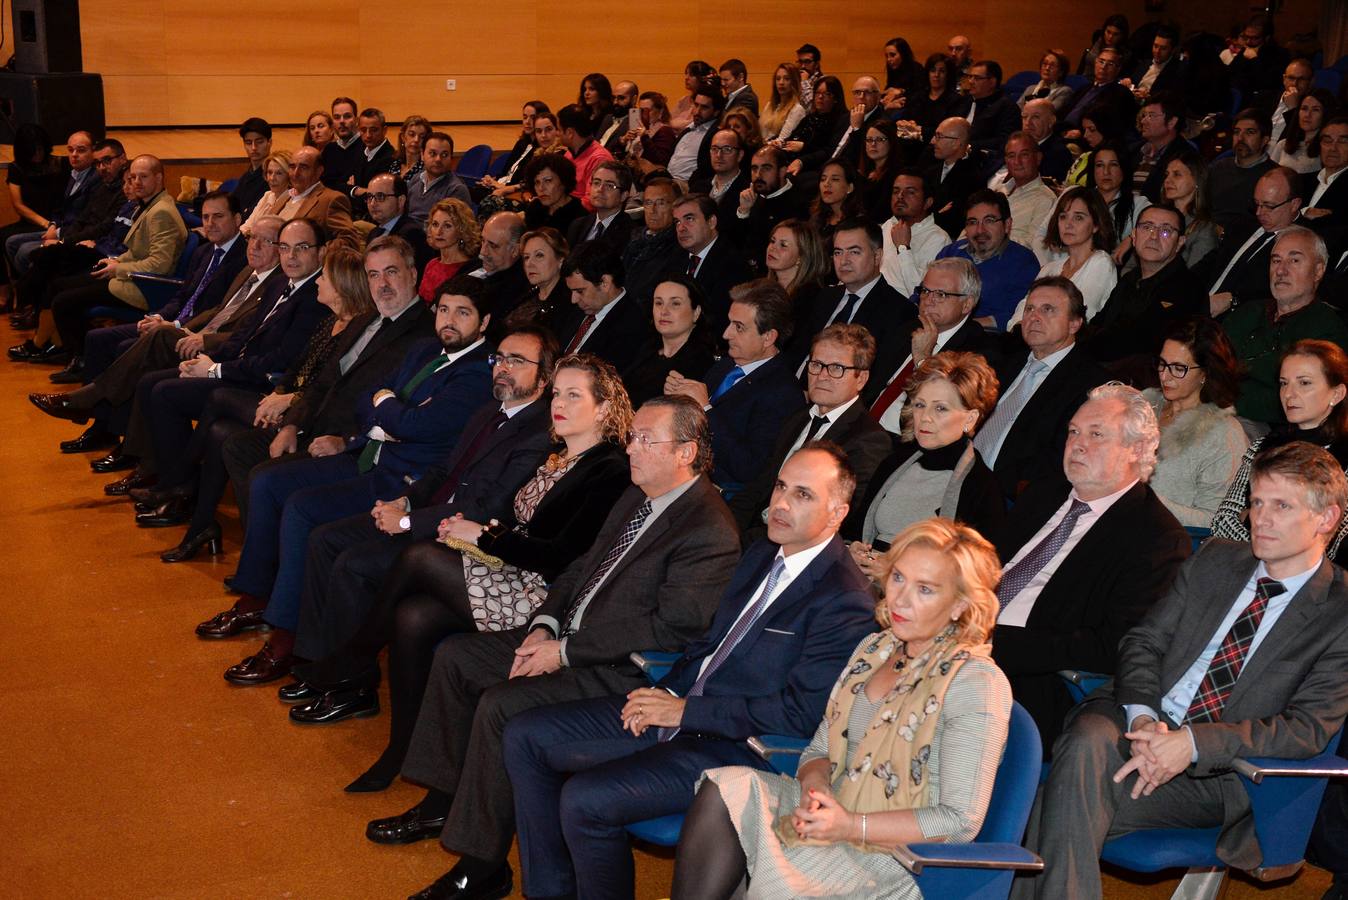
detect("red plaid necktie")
[1184,577,1286,724]
[565,315,595,354]
[869,357,918,422]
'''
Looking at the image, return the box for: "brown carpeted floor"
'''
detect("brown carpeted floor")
[0,318,1333,899]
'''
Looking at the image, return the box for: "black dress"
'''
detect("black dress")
[525,196,586,233]
[621,328,719,408]
[905,90,961,142]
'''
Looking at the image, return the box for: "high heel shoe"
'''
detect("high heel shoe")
[160,522,223,563]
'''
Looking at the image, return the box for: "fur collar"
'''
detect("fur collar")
[1144,388,1236,459]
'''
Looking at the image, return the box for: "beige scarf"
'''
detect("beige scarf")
[776,625,989,853]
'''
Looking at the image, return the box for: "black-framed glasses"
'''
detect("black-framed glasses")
[272,241,317,254]
[365,192,397,203]
[964,214,1004,228]
[1251,197,1295,213]
[1156,357,1202,378]
[1134,221,1179,239]
[805,359,863,378]
[916,285,968,302]
[488,352,540,369]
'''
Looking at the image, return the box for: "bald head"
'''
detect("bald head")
[288,145,323,192]
[66,131,94,171]
[1022,99,1057,142]
[931,116,971,161]
[853,75,882,112]
[480,211,524,272]
[126,155,165,200]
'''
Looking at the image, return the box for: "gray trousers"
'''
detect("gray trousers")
[1012,701,1228,900]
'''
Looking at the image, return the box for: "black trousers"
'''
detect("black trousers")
[50,274,139,354]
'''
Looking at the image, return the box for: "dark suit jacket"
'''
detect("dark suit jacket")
[216,274,328,390]
[1134,137,1189,203]
[728,402,893,539]
[798,280,918,383]
[1039,135,1073,184]
[659,536,878,738]
[54,163,98,227]
[703,353,807,496]
[404,396,553,537]
[159,236,249,323]
[927,155,987,238]
[1301,169,1348,245]
[349,338,495,480]
[1194,226,1277,307]
[1127,57,1186,96]
[688,171,751,241]
[993,478,1190,748]
[737,181,816,270]
[1062,81,1136,129]
[351,141,396,203]
[1104,539,1348,868]
[528,476,742,667]
[566,210,636,255]
[564,292,652,374]
[725,86,760,117]
[61,175,126,245]
[686,235,755,335]
[481,261,532,344]
[187,265,286,356]
[862,316,1000,408]
[954,90,1021,156]
[285,300,436,441]
[368,214,433,271]
[836,106,887,166]
[476,442,632,581]
[989,342,1110,497]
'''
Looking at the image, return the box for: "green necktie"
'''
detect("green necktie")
[356,352,447,473]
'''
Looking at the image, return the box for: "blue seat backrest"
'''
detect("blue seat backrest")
[219,177,239,194]
[978,703,1042,843]
[455,144,494,182]
[1002,71,1039,101]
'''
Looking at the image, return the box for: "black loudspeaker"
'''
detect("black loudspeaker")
[13,0,83,73]
[0,73,105,143]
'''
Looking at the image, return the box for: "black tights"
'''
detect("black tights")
[329,541,476,784]
[671,781,748,900]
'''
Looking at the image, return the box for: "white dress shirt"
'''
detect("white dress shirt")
[880,214,952,296]
[877,316,972,433]
[1307,165,1346,209]
[979,341,1075,467]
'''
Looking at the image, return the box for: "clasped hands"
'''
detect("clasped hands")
[178,353,215,378]
[509,628,564,679]
[436,511,485,544]
[1112,716,1192,799]
[790,782,857,844]
[620,687,686,736]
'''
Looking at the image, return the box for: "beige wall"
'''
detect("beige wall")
[11,0,1328,129]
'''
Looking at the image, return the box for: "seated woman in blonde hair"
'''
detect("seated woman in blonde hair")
[671,517,1012,899]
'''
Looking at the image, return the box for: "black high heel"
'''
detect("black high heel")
[161,522,223,563]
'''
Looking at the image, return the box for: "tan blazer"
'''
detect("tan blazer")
[288,185,354,237]
[110,190,188,310]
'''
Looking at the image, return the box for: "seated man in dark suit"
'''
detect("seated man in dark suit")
[669,193,753,336]
[198,262,497,686]
[1200,166,1303,319]
[868,257,999,430]
[364,172,431,270]
[1124,25,1185,98]
[622,175,686,305]
[794,217,916,379]
[1061,47,1135,134]
[502,443,878,900]
[935,189,1041,331]
[347,107,395,219]
[557,240,649,372]
[565,159,635,253]
[975,276,1109,498]
[1207,109,1276,238]
[733,145,813,270]
[720,57,759,116]
[367,396,742,900]
[730,324,891,541]
[688,129,750,232]
[1016,441,1348,900]
[1020,99,1072,184]
[925,117,985,239]
[1301,116,1348,238]
[954,60,1021,158]
[474,211,530,343]
[993,382,1190,749]
[666,279,805,498]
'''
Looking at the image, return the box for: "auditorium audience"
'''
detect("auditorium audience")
[1161,149,1220,268]
[239,150,292,236]
[404,131,471,223]
[303,110,334,151]
[1014,186,1117,325]
[763,218,830,321]
[1207,108,1276,237]
[934,189,1040,330]
[956,59,1021,157]
[621,91,677,171]
[278,145,356,237]
[566,160,634,252]
[620,175,684,304]
[781,75,847,177]
[1085,141,1146,257]
[522,153,585,233]
[507,227,576,338]
[555,239,648,371]
[231,118,273,217]
[418,199,481,304]
[674,193,753,335]
[1063,104,1127,186]
[734,146,813,265]
[1271,88,1332,174]
[808,159,864,240]
[320,97,361,190]
[992,132,1056,252]
[880,169,951,296]
[1202,166,1303,318]
[925,117,982,238]
[904,52,962,141]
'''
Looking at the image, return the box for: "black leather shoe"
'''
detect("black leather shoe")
[8,339,43,361]
[223,641,293,685]
[277,680,319,703]
[60,426,117,454]
[407,863,512,900]
[289,687,379,724]
[135,496,194,527]
[195,603,267,638]
[161,522,223,563]
[366,804,448,845]
[48,357,86,381]
[104,469,155,496]
[91,445,134,473]
[29,391,91,423]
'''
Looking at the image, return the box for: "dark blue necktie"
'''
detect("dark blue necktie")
[710,365,745,402]
[179,247,226,321]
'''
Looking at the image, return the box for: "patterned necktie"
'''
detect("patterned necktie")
[178,247,226,321]
[562,499,655,635]
[996,499,1091,612]
[356,352,448,473]
[659,557,788,742]
[1184,577,1286,724]
[974,357,1049,464]
[710,365,745,402]
[687,253,700,276]
[202,273,259,334]
[565,315,596,353]
[590,220,606,241]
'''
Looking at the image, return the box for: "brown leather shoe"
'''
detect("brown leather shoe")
[29,391,91,423]
[224,641,293,686]
[195,604,268,639]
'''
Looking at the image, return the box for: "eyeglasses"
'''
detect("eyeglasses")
[1320,134,1348,147]
[1284,73,1312,83]
[968,73,995,81]
[272,241,317,254]
[1134,221,1179,239]
[964,214,1004,228]
[93,155,122,167]
[863,136,889,145]
[916,285,968,302]
[488,352,539,369]
[1156,357,1203,378]
[642,198,672,208]
[590,178,623,190]
[931,132,961,143]
[805,359,863,378]
[365,192,397,203]
[627,433,686,448]
[709,145,740,155]
[1251,197,1295,213]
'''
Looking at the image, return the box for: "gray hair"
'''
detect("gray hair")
[924,257,982,304]
[1087,382,1160,482]
[251,215,285,238]
[1274,224,1329,268]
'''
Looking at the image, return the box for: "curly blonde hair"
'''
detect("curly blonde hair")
[429,198,482,256]
[899,351,1000,443]
[549,353,635,447]
[876,517,1000,646]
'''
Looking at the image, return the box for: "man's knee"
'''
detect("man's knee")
[1051,706,1124,774]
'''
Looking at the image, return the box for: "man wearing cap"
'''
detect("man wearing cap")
[231,118,273,217]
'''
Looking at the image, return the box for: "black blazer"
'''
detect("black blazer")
[476,442,632,582]
[481,261,533,344]
[216,274,329,390]
[927,155,988,239]
[1193,225,1277,306]
[725,86,760,117]
[368,215,433,271]
[1133,137,1189,204]
[563,292,652,374]
[862,316,1001,408]
[1062,81,1136,129]
[621,329,719,409]
[404,396,553,537]
[728,401,893,540]
[566,211,636,255]
[797,279,918,383]
[988,342,1110,498]
[1301,170,1348,246]
[992,478,1190,749]
[688,171,751,241]
[286,301,436,440]
[954,90,1021,156]
[685,236,755,336]
[738,181,816,271]
[703,353,808,496]
[1127,57,1186,96]
[158,236,249,322]
[62,176,127,245]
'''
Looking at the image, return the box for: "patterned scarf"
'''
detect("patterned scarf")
[777,625,989,853]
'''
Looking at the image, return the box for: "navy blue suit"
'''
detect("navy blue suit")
[156,236,249,323]
[702,353,806,497]
[502,536,876,899]
[232,339,494,633]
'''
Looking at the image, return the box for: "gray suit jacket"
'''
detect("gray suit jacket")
[1103,538,1348,867]
[528,475,741,668]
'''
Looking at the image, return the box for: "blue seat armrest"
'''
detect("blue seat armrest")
[747,734,808,775]
[1057,669,1109,703]
[892,842,1044,874]
[1232,736,1348,872]
[629,650,680,683]
[1233,751,1348,784]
